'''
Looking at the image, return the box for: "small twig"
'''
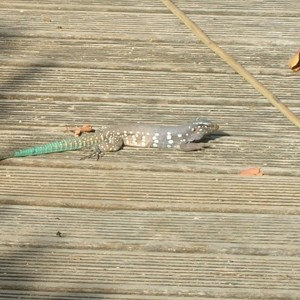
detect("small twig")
[161,0,300,128]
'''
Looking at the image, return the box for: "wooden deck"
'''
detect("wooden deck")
[0,1,299,299]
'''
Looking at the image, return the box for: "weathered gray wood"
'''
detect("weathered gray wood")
[0,291,240,300]
[0,245,299,299]
[0,4,298,42]
[0,167,299,214]
[0,111,299,175]
[0,0,299,298]
[0,66,299,105]
[0,38,296,76]
[1,205,300,255]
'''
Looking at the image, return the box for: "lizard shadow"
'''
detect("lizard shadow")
[0,25,46,121]
[201,129,230,143]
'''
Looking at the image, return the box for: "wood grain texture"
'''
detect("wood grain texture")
[0,0,299,299]
[1,205,300,255]
[0,245,299,298]
[0,167,299,214]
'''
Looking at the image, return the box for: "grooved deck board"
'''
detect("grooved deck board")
[0,66,299,105]
[1,205,300,256]
[0,246,299,299]
[0,167,299,214]
[0,291,242,300]
[0,128,299,175]
[0,0,299,299]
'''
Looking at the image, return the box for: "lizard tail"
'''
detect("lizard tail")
[0,137,86,161]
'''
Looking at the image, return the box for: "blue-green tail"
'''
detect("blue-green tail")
[0,135,100,161]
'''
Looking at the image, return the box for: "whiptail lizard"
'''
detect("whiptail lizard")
[0,118,219,161]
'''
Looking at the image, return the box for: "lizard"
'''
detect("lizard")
[0,118,219,161]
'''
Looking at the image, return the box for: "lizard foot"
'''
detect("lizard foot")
[80,146,104,160]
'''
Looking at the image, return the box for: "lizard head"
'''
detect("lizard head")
[173,118,220,150]
[191,118,219,134]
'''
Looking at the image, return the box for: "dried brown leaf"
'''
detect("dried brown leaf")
[288,49,300,72]
[239,167,263,176]
[65,124,95,136]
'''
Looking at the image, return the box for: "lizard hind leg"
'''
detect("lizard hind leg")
[80,135,124,160]
[80,145,104,160]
